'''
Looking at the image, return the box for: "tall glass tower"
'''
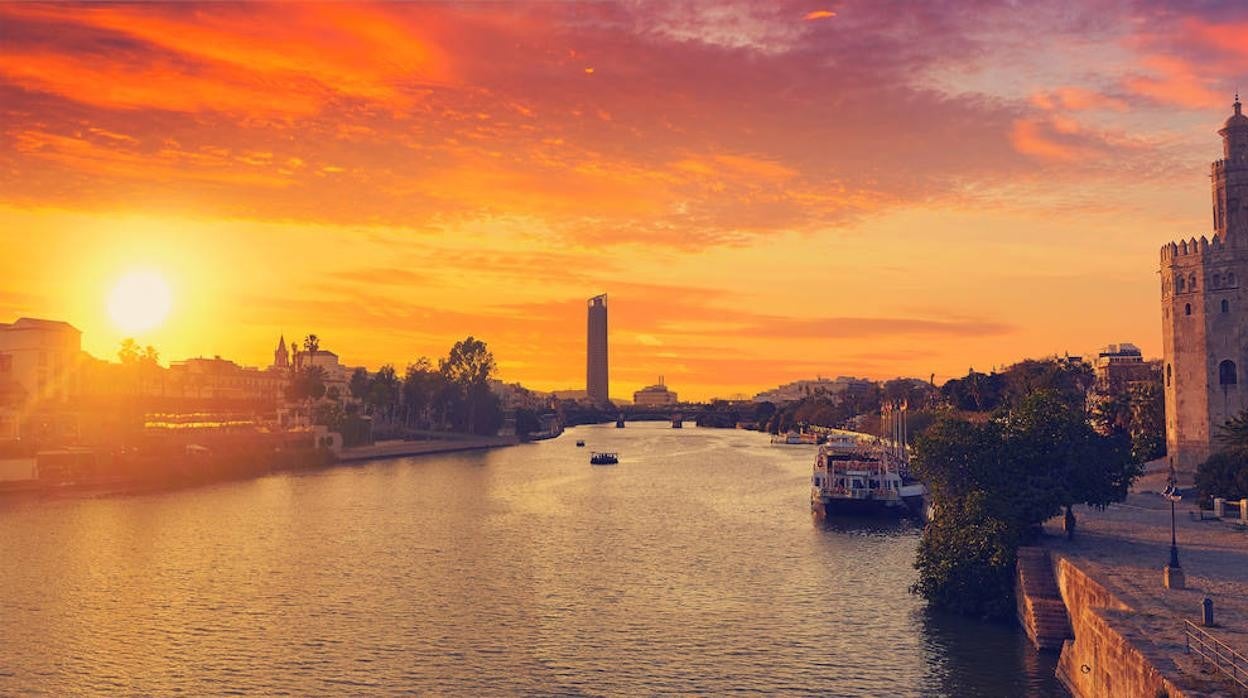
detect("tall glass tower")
[587,294,609,403]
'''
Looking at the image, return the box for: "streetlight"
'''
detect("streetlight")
[1163,476,1184,589]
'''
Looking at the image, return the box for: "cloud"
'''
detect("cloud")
[804,10,837,21]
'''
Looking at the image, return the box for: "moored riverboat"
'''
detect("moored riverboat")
[810,436,924,518]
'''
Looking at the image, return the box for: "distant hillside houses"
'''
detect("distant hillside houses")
[753,376,874,404]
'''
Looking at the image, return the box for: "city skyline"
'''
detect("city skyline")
[2,2,1247,400]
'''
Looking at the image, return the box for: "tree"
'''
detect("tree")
[913,492,1020,619]
[367,364,400,426]
[285,365,327,403]
[1196,451,1248,504]
[402,358,437,429]
[440,336,495,386]
[439,337,497,434]
[1195,411,1248,504]
[349,367,370,401]
[303,334,320,368]
[911,391,1139,619]
[1127,382,1165,463]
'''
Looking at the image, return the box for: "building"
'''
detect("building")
[753,376,875,404]
[586,294,609,404]
[167,357,286,403]
[1093,343,1160,395]
[0,318,83,440]
[1160,95,1248,470]
[633,376,678,406]
[273,335,289,369]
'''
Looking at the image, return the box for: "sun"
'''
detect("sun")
[107,270,172,334]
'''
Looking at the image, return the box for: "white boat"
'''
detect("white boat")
[771,430,817,445]
[810,436,924,518]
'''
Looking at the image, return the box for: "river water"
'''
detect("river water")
[0,423,1064,695]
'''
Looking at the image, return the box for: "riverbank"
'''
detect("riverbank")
[338,434,519,462]
[1041,492,1248,697]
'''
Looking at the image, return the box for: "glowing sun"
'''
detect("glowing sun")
[107,270,172,333]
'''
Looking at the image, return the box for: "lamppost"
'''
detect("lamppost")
[1163,474,1185,589]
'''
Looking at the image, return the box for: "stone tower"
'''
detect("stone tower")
[1161,95,1248,470]
[586,294,609,404]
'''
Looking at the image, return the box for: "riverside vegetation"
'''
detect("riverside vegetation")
[911,388,1143,619]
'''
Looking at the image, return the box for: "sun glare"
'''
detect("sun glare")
[107,270,172,334]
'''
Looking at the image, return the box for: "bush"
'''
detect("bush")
[913,493,1020,619]
[1196,450,1248,505]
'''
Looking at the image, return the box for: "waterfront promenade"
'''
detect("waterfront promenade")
[1046,488,1248,696]
[338,434,519,462]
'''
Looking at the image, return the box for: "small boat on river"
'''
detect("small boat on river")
[575,440,586,447]
[590,451,619,465]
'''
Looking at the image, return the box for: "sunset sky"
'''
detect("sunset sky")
[2,1,1246,400]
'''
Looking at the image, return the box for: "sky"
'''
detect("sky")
[1,1,1246,400]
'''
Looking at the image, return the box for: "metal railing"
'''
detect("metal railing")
[1185,620,1248,691]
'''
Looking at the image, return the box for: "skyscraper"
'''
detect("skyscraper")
[587,294,609,403]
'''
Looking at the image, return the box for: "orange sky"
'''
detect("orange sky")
[1,1,1246,400]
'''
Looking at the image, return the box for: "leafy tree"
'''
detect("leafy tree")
[1196,412,1248,504]
[349,367,370,401]
[440,336,495,387]
[285,365,327,402]
[1215,409,1248,452]
[439,337,497,434]
[913,492,1020,619]
[402,358,437,429]
[367,364,400,424]
[1196,451,1248,504]
[1127,382,1165,463]
[514,408,541,437]
[912,390,1139,619]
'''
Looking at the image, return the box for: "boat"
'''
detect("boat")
[575,440,586,447]
[810,435,925,518]
[771,430,818,445]
[590,451,619,465]
[672,415,683,429]
[615,415,625,428]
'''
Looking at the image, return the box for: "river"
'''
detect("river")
[0,423,1064,695]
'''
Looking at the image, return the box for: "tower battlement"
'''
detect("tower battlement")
[1160,235,1223,264]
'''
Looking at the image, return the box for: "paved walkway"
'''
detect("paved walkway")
[338,435,519,462]
[1045,490,1248,695]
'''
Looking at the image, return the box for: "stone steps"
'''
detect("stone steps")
[1016,547,1073,650]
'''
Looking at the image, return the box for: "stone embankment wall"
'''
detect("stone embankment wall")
[1052,556,1190,698]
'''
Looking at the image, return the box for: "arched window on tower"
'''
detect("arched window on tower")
[1166,364,1172,387]
[1229,272,1237,286]
[1185,303,1192,315]
[1220,360,1238,386]
[1223,299,1230,313]
[1190,273,1198,290]
[1177,276,1186,292]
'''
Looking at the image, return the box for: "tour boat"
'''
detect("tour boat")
[590,451,619,465]
[615,416,626,428]
[771,430,817,445]
[810,436,925,518]
[576,440,586,447]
